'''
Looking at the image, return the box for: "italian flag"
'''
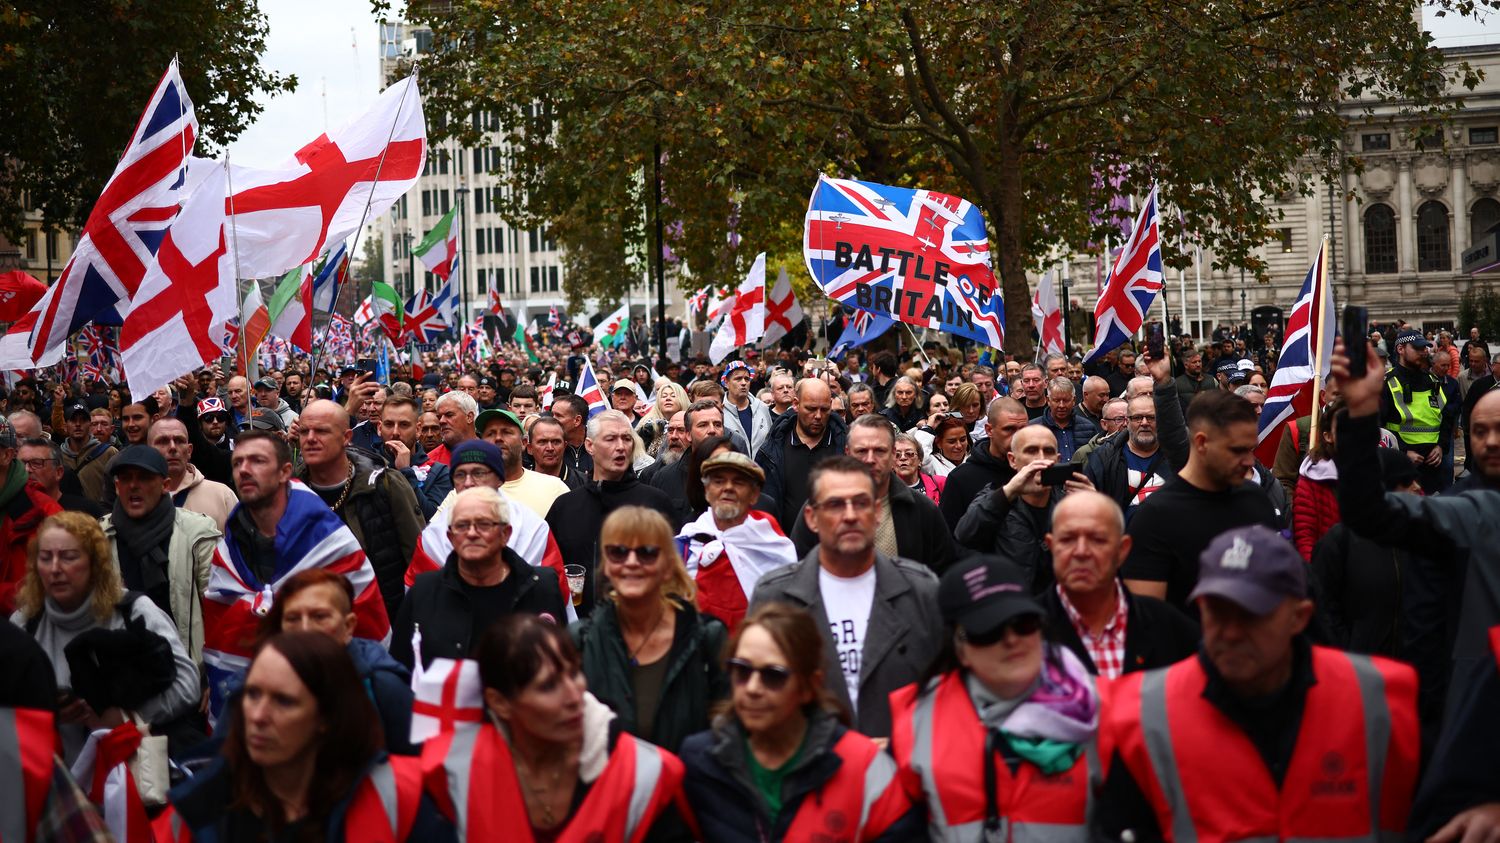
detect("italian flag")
[240,282,271,360]
[414,207,458,280]
[514,319,538,363]
[370,280,406,342]
[267,262,315,352]
[596,304,629,348]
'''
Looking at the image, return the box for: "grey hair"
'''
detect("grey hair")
[847,413,896,445]
[1234,385,1266,400]
[451,485,511,527]
[7,410,41,430]
[435,390,479,417]
[847,383,876,400]
[586,408,633,440]
[1125,376,1155,400]
[1046,377,1075,397]
[1041,352,1067,369]
[894,432,926,462]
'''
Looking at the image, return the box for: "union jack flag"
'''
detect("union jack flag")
[804,175,1004,349]
[1083,185,1164,363]
[220,318,239,356]
[460,319,490,361]
[548,305,563,331]
[322,313,356,364]
[575,359,608,418]
[78,326,124,383]
[0,61,197,368]
[430,279,457,328]
[1257,240,1334,464]
[686,284,711,314]
[403,289,447,344]
[830,307,893,360]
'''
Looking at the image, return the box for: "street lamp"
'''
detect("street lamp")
[455,180,470,324]
[1239,266,1247,323]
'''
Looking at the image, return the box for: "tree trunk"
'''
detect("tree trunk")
[991,131,1033,360]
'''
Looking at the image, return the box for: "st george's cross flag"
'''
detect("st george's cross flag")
[1083,184,1164,363]
[119,162,239,401]
[1256,240,1334,465]
[0,61,198,369]
[760,266,804,348]
[219,76,426,280]
[804,175,1004,349]
[710,252,767,363]
[1032,270,1065,358]
[202,482,390,723]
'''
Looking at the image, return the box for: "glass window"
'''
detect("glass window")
[1471,127,1498,146]
[549,266,559,291]
[1362,133,1390,151]
[1416,201,1450,272]
[1278,228,1293,253]
[530,266,541,293]
[1472,197,1500,238]
[1415,131,1443,152]
[1364,204,1397,274]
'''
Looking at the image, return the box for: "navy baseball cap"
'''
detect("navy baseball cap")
[1395,329,1429,349]
[1190,525,1307,615]
[108,445,169,478]
[938,555,1044,639]
[449,438,506,478]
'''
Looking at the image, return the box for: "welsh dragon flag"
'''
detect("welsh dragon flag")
[414,206,459,280]
[596,304,629,348]
[514,320,539,363]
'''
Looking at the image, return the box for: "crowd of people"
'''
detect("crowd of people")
[1,314,1498,842]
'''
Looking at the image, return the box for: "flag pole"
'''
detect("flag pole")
[224,154,249,380]
[1308,236,1330,440]
[901,320,932,367]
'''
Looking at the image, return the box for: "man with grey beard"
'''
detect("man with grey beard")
[658,410,688,466]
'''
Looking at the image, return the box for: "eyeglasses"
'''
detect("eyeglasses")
[451,467,498,483]
[809,495,875,515]
[1127,414,1157,424]
[603,544,661,564]
[1102,416,1128,425]
[449,519,503,534]
[726,658,793,691]
[961,613,1043,647]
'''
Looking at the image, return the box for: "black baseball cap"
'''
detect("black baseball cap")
[938,555,1044,640]
[1395,328,1429,349]
[253,377,279,391]
[244,407,285,432]
[1189,525,1307,616]
[64,402,90,419]
[108,445,169,478]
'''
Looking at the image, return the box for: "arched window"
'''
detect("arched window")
[1364,204,1397,275]
[1473,197,1500,239]
[1417,202,1451,272]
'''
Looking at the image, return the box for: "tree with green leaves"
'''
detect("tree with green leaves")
[395,0,1489,355]
[0,0,294,240]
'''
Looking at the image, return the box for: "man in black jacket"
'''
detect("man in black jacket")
[545,410,674,618]
[939,396,1028,531]
[790,414,955,574]
[1085,366,1189,522]
[755,378,846,530]
[1042,491,1197,677]
[391,485,565,669]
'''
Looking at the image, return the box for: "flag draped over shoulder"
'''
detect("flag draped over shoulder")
[0,61,198,368]
[1083,185,1164,363]
[202,482,391,722]
[403,498,571,620]
[1257,240,1334,465]
[804,175,1003,349]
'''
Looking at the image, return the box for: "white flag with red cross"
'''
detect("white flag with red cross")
[759,266,804,348]
[709,252,767,363]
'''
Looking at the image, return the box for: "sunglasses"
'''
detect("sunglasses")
[726,658,793,692]
[962,613,1043,647]
[603,544,661,564]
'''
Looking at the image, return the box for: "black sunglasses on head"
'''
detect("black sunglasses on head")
[962,613,1043,647]
[726,658,793,692]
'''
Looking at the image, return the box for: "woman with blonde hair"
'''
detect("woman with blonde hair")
[570,505,728,752]
[637,379,688,457]
[11,511,198,762]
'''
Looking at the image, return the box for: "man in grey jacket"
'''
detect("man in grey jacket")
[749,455,942,739]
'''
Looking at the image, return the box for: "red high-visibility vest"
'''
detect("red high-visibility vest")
[1105,646,1419,843]
[422,721,685,842]
[0,707,56,843]
[780,729,912,841]
[889,671,1097,842]
[150,755,430,843]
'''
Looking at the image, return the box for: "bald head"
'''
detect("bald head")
[226,376,250,411]
[1052,490,1125,538]
[298,399,353,472]
[1048,490,1131,599]
[300,399,350,432]
[1469,390,1500,481]
[794,378,833,439]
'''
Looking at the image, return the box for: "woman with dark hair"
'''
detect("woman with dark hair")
[679,602,917,841]
[153,631,452,841]
[890,555,1101,840]
[423,613,691,841]
[262,568,417,755]
[926,415,971,478]
[1293,402,1346,561]
[571,506,727,753]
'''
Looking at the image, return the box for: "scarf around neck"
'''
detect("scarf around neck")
[112,495,176,594]
[967,643,1099,774]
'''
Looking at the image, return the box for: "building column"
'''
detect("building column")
[1344,171,1362,280]
[1398,158,1416,274]
[1453,156,1470,254]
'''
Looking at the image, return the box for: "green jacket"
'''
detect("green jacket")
[570,601,728,753]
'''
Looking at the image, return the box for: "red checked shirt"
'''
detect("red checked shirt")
[1057,581,1130,678]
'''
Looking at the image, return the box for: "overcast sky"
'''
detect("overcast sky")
[225,1,1498,167]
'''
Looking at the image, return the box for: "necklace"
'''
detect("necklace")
[624,608,667,666]
[326,460,356,512]
[516,756,566,826]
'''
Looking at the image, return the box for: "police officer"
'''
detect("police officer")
[1099,525,1420,841]
[1382,327,1447,491]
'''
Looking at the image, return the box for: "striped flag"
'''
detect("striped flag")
[414,206,459,280]
[201,482,391,723]
[1083,185,1164,363]
[576,359,608,418]
[1256,240,1333,465]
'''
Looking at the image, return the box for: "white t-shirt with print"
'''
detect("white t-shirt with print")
[819,565,876,709]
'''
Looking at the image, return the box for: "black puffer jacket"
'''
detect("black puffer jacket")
[939,438,1015,531]
[570,601,728,753]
